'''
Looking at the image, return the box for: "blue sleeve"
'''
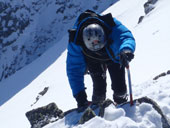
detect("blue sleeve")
[66,42,86,96]
[110,18,136,58]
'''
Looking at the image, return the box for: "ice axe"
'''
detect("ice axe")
[126,63,134,106]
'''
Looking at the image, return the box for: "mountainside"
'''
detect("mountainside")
[0,0,170,128]
[0,0,116,81]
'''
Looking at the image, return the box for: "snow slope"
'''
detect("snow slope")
[0,0,170,128]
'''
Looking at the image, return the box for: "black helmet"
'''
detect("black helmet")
[82,24,106,51]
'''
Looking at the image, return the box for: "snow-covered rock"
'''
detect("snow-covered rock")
[27,97,169,128]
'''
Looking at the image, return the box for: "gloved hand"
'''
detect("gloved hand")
[119,49,134,67]
[74,90,89,112]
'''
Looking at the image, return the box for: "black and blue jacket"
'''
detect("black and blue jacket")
[66,10,136,97]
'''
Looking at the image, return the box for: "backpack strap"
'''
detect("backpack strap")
[68,29,76,43]
[100,13,115,28]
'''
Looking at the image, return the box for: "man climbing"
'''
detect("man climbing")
[66,10,136,111]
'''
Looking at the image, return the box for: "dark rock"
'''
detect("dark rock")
[98,99,114,117]
[153,72,166,80]
[144,0,158,14]
[138,16,144,24]
[26,103,64,128]
[138,0,158,22]
[167,70,170,74]
[79,107,96,124]
[31,87,49,106]
[147,0,158,4]
[39,87,49,96]
[144,2,155,14]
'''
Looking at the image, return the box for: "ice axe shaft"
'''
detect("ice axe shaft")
[126,64,133,106]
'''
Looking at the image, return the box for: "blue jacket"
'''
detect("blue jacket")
[66,17,136,97]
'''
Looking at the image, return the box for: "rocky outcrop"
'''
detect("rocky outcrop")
[138,0,158,24]
[153,70,170,80]
[31,87,49,106]
[26,97,170,128]
[144,0,158,15]
[78,107,96,124]
[26,103,64,128]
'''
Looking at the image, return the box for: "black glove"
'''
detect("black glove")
[119,49,134,67]
[74,90,89,112]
